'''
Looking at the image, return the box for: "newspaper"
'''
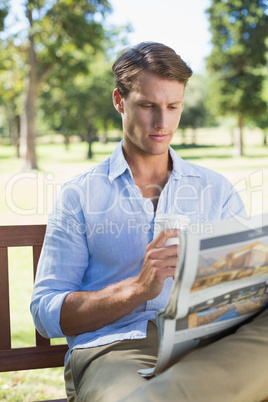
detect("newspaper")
[139,213,268,377]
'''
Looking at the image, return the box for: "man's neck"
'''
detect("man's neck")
[123,146,171,181]
[122,145,172,212]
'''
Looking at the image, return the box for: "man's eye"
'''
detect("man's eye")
[168,106,178,110]
[141,104,153,108]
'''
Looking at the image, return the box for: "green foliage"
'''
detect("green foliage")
[0,0,9,31]
[206,0,268,118]
[0,39,25,107]
[0,0,124,167]
[252,65,268,133]
[0,0,131,166]
[0,38,25,142]
[38,50,122,154]
[25,0,112,80]
[180,74,216,129]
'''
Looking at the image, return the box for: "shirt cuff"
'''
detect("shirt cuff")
[32,290,72,339]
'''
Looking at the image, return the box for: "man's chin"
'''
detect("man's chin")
[123,138,170,157]
[143,144,170,156]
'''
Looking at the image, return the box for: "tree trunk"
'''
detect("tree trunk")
[64,134,70,150]
[264,130,267,145]
[20,8,38,170]
[233,115,244,157]
[86,125,97,159]
[87,140,93,159]
[11,115,20,158]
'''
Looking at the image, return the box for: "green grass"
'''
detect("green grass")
[0,368,66,402]
[0,128,267,400]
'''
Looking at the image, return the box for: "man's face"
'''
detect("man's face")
[113,71,185,157]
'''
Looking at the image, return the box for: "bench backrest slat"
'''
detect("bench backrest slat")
[0,246,11,350]
[0,224,68,372]
[0,225,46,247]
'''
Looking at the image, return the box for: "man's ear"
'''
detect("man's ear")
[113,89,124,113]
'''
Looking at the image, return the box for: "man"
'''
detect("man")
[31,42,268,402]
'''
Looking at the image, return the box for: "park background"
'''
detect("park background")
[0,0,267,400]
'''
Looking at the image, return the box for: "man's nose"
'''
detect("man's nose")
[153,109,168,130]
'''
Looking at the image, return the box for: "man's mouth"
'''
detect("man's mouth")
[149,134,169,141]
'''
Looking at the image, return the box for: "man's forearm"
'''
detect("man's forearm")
[60,277,146,336]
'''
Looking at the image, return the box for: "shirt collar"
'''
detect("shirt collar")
[169,146,202,180]
[108,140,202,183]
[108,140,132,183]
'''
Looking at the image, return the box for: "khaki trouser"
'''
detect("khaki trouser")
[64,321,158,402]
[65,310,268,402]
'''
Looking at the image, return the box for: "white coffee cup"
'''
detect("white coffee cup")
[154,214,190,246]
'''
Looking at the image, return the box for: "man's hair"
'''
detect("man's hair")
[112,42,193,98]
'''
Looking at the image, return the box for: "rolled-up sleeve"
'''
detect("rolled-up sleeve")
[30,181,90,338]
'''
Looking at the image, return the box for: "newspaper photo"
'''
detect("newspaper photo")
[139,213,268,377]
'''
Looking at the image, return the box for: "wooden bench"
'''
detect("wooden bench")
[0,224,68,402]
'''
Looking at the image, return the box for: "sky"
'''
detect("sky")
[105,0,212,72]
[6,0,212,73]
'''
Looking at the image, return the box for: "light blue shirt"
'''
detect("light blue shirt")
[30,141,245,362]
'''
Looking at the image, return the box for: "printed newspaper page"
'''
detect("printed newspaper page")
[139,213,268,377]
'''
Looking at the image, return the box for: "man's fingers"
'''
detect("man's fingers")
[162,267,176,279]
[161,258,178,269]
[148,244,178,260]
[151,228,179,248]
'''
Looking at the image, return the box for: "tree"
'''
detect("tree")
[206,0,268,156]
[0,0,9,30]
[0,39,25,156]
[0,0,112,169]
[249,58,268,144]
[39,50,122,158]
[179,74,215,145]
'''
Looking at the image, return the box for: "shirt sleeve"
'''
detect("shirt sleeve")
[30,181,89,338]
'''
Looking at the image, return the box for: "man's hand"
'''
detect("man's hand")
[60,228,179,336]
[135,228,179,300]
